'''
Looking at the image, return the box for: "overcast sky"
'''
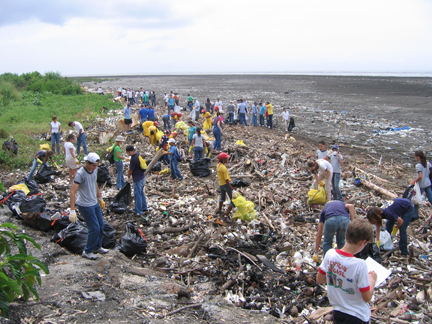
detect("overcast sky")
[1,0,431,76]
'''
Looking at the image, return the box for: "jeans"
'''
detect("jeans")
[252,114,258,126]
[323,216,350,257]
[220,184,235,207]
[260,114,265,126]
[213,127,222,151]
[77,203,104,254]
[115,160,125,190]
[51,132,61,154]
[268,115,273,128]
[229,112,234,124]
[133,177,148,214]
[27,158,41,181]
[332,172,343,201]
[169,157,183,180]
[76,132,88,155]
[151,98,156,106]
[414,186,432,219]
[239,113,248,126]
[385,204,414,255]
[168,105,174,115]
[194,147,204,162]
[162,116,171,130]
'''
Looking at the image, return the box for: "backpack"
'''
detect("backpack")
[106,145,117,165]
[174,147,183,162]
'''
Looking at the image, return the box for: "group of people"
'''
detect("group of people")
[118,87,156,107]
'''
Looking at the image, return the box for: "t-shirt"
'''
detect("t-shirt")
[217,163,231,186]
[147,109,155,119]
[168,97,175,105]
[187,96,193,102]
[319,201,349,223]
[74,166,98,207]
[142,94,149,102]
[124,106,131,119]
[228,104,235,113]
[318,249,371,322]
[51,121,61,133]
[316,149,328,160]
[188,126,196,140]
[215,100,223,108]
[252,105,258,115]
[205,102,212,110]
[317,159,333,174]
[113,145,122,162]
[193,133,204,148]
[35,150,53,160]
[381,198,412,222]
[64,142,75,158]
[282,111,290,121]
[260,105,265,115]
[129,153,144,182]
[266,104,273,115]
[238,103,247,113]
[138,108,148,120]
[127,90,133,98]
[416,162,431,188]
[329,152,344,173]
[74,121,84,135]
[168,145,178,162]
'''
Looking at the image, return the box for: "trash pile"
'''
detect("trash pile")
[1,93,432,323]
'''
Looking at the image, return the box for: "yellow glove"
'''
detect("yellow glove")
[125,157,130,162]
[188,145,193,153]
[313,254,320,263]
[37,158,43,164]
[75,159,80,165]
[376,240,380,248]
[69,210,77,223]
[53,162,61,170]
[391,226,399,236]
[98,199,105,209]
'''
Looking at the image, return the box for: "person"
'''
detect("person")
[259,102,265,126]
[192,98,200,121]
[204,140,213,158]
[316,140,328,159]
[205,98,212,113]
[168,95,175,115]
[325,145,344,201]
[187,121,197,147]
[68,121,88,156]
[134,90,139,105]
[27,149,54,181]
[314,201,355,258]
[150,91,156,107]
[164,92,169,108]
[69,153,107,260]
[367,198,415,255]
[112,135,126,190]
[281,108,290,132]
[187,94,193,105]
[191,127,204,162]
[215,152,235,219]
[171,111,181,126]
[147,105,156,121]
[143,120,157,137]
[49,115,61,154]
[316,218,377,324]
[124,104,132,131]
[142,91,149,107]
[64,134,80,185]
[126,145,149,216]
[413,150,432,219]
[98,87,104,95]
[215,98,223,114]
[202,109,212,130]
[122,88,127,102]
[148,123,159,146]
[213,111,223,152]
[159,131,170,165]
[266,102,273,129]
[138,104,148,123]
[308,159,333,203]
[174,93,180,106]
[162,114,171,130]
[251,102,258,127]
[165,138,183,180]
[237,99,248,126]
[127,89,133,104]
[117,87,122,97]
[227,101,235,124]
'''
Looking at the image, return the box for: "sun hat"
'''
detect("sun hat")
[115,135,125,142]
[84,153,101,163]
[219,110,224,114]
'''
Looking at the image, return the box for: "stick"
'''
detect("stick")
[262,213,276,232]
[187,235,204,258]
[157,303,202,318]
[145,149,164,176]
[224,247,262,271]
[361,179,397,199]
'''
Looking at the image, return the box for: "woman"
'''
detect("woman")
[414,150,432,218]
[124,104,132,131]
[191,127,204,162]
[213,111,223,152]
[187,121,197,147]
[202,109,212,130]
[27,149,54,181]
[112,135,126,190]
[64,134,79,185]
[49,116,61,154]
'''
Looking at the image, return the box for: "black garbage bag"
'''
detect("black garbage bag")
[51,221,88,254]
[102,222,116,249]
[109,182,132,214]
[21,212,52,231]
[354,242,382,264]
[34,164,60,184]
[402,184,415,200]
[51,215,71,233]
[288,117,295,131]
[19,195,46,213]
[2,138,18,155]
[151,161,162,172]
[0,190,27,214]
[115,223,147,256]
[189,158,211,177]
[97,164,113,187]
[231,178,250,188]
[17,178,40,195]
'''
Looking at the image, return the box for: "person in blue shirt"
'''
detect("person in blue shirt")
[259,102,266,126]
[237,99,248,126]
[138,104,148,122]
[187,121,197,147]
[162,114,171,130]
[147,105,156,121]
[252,102,258,127]
[126,146,148,217]
[165,138,183,180]
[168,96,175,115]
[123,104,132,131]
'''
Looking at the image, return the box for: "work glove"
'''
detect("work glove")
[125,157,130,162]
[98,199,105,209]
[53,162,61,170]
[188,145,193,153]
[75,159,80,165]
[37,158,43,164]
[69,210,77,223]
[376,240,380,248]
[391,226,399,236]
[313,254,320,263]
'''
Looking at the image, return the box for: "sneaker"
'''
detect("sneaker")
[93,247,109,254]
[82,252,97,260]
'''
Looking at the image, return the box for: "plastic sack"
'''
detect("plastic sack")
[231,178,250,188]
[2,138,18,155]
[307,185,326,205]
[39,143,51,151]
[97,164,113,187]
[51,215,72,233]
[19,195,46,213]
[159,168,170,175]
[0,190,27,215]
[155,130,164,142]
[411,182,423,205]
[151,161,162,172]
[379,230,394,251]
[9,183,30,195]
[355,242,382,264]
[17,179,39,195]
[232,194,257,221]
[189,158,211,177]
[34,164,60,184]
[21,212,52,231]
[115,223,147,256]
[102,222,116,249]
[109,182,132,214]
[175,121,188,131]
[51,221,88,254]
[139,156,147,170]
[235,140,246,146]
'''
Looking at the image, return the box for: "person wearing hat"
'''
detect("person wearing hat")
[325,145,344,201]
[202,109,212,130]
[112,135,127,190]
[70,153,107,260]
[215,152,235,218]
[165,138,183,180]
[213,111,224,152]
[126,145,149,217]
[148,122,159,146]
[227,101,235,124]
[143,120,158,137]
[191,98,200,121]
[252,102,258,127]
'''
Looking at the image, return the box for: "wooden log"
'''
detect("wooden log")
[145,149,164,176]
[361,179,397,199]
[354,167,390,183]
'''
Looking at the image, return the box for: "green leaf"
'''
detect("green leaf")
[23,279,39,300]
[21,282,29,301]
[0,290,10,318]
[16,234,40,249]
[21,269,40,279]
[6,261,22,283]
[6,253,27,261]
[30,260,49,274]
[0,223,18,230]
[13,239,27,255]
[0,273,21,295]
[0,231,16,240]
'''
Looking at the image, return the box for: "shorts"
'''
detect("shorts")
[65,156,79,169]
[124,118,132,125]
[219,184,235,207]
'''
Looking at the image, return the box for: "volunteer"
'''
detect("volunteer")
[49,115,61,154]
[64,134,80,185]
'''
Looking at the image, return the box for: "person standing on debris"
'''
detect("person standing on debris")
[191,98,200,121]
[191,127,204,162]
[252,102,258,127]
[202,109,212,130]
[413,150,432,219]
[165,138,183,180]
[215,98,223,114]
[316,140,328,159]
[168,95,175,115]
[126,145,149,216]
[205,98,212,113]
[150,91,156,107]
[159,130,170,165]
[187,94,193,105]
[68,121,88,157]
[367,198,415,255]
[112,135,126,190]
[215,152,235,219]
[187,121,197,147]
[213,111,224,152]
[317,218,377,324]
[265,102,273,129]
[124,104,132,131]
[308,159,333,203]
[27,149,54,181]
[259,102,265,127]
[64,134,80,185]
[325,145,344,201]
[237,99,248,126]
[162,114,171,130]
[138,104,148,123]
[98,87,104,95]
[142,91,149,107]
[127,89,134,104]
[281,108,290,132]
[70,153,108,260]
[314,200,355,258]
[49,115,61,154]
[227,101,235,124]
[147,105,156,121]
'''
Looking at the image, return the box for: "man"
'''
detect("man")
[164,92,169,108]
[325,145,344,201]
[259,102,265,126]
[174,93,180,106]
[227,101,235,124]
[127,89,133,104]
[138,104,148,123]
[252,102,258,127]
[282,107,290,132]
[215,98,223,114]
[266,102,273,129]
[142,91,149,107]
[187,94,193,105]
[191,98,200,121]
[68,121,88,156]
[69,153,107,260]
[126,145,149,217]
[237,99,248,126]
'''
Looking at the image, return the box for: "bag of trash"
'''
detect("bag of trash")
[51,215,72,232]
[109,182,132,214]
[151,161,162,172]
[354,242,382,264]
[17,179,40,195]
[379,230,394,251]
[97,164,113,187]
[288,117,295,131]
[102,222,117,249]
[34,164,60,184]
[8,183,30,195]
[231,178,250,188]
[307,185,326,205]
[21,212,52,231]
[0,190,28,215]
[39,143,51,151]
[19,194,46,213]
[2,138,18,155]
[189,158,211,177]
[232,193,257,221]
[115,223,147,256]
[402,184,415,200]
[51,221,88,254]
[411,182,423,205]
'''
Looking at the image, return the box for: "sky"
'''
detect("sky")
[1,0,432,76]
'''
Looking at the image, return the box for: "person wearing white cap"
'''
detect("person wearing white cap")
[70,153,107,260]
[165,138,183,180]
[112,135,126,190]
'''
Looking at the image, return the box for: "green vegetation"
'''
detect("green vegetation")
[0,223,49,318]
[71,77,116,84]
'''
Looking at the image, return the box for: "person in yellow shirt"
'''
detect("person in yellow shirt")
[216,152,234,218]
[143,120,157,137]
[202,109,212,130]
[148,124,159,146]
[266,102,273,129]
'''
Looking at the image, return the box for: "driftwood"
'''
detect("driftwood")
[354,167,390,183]
[187,235,204,258]
[145,149,164,176]
[361,179,397,199]
[153,226,190,234]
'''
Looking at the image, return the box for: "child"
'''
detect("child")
[215,152,235,219]
[165,138,183,180]
[316,140,328,159]
[317,218,377,324]
[325,145,344,201]
[187,121,197,146]
[191,127,204,162]
[308,159,333,203]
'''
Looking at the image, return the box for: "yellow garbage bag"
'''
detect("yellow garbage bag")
[235,140,246,146]
[39,144,51,151]
[139,156,147,170]
[156,130,164,142]
[232,194,257,221]
[307,185,326,205]
[175,121,188,131]
[160,168,170,175]
[184,128,189,136]
[9,183,30,195]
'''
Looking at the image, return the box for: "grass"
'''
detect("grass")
[71,77,117,84]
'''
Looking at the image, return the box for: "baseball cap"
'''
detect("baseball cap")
[168,138,176,143]
[332,145,339,150]
[218,152,231,161]
[84,153,100,163]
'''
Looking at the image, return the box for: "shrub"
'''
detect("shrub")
[0,81,20,107]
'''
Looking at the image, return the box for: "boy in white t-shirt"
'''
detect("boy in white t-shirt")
[308,159,333,203]
[281,108,290,132]
[317,218,377,324]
